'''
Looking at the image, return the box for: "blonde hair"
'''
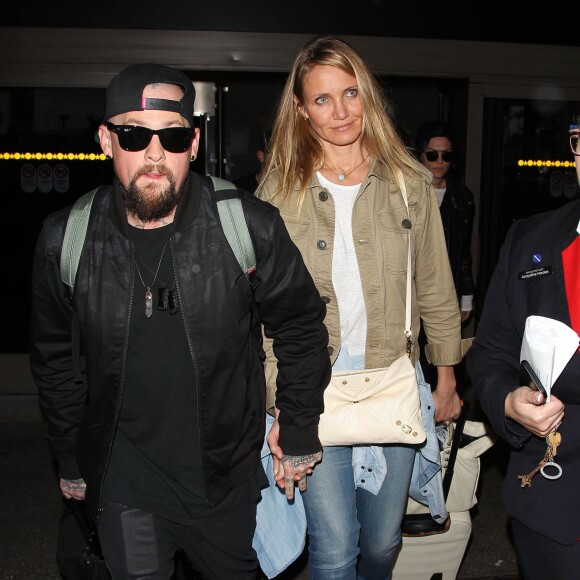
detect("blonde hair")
[258,35,418,208]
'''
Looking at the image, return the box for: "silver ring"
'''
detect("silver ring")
[540,461,562,480]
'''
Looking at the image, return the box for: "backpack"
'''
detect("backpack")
[60,177,259,384]
[60,176,256,296]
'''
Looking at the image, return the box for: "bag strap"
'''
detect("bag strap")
[65,498,105,560]
[210,176,257,281]
[209,176,262,349]
[397,173,413,356]
[60,187,101,385]
[60,187,100,297]
[441,405,468,500]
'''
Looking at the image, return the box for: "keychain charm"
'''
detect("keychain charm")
[541,431,563,480]
[517,430,563,487]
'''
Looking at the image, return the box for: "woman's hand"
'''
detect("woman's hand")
[432,365,462,423]
[505,388,564,437]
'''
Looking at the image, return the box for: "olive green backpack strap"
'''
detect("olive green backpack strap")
[60,187,101,297]
[61,179,256,291]
[210,176,257,280]
[59,186,102,385]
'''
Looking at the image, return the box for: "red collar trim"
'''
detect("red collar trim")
[562,235,580,348]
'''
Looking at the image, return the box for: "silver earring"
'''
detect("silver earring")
[190,155,196,162]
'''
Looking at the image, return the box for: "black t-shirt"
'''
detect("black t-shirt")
[103,224,263,523]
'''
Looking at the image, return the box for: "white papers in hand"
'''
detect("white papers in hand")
[520,315,579,401]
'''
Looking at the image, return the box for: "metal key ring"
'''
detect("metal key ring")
[540,461,562,480]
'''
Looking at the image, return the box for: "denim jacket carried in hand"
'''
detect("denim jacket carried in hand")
[253,359,447,578]
[407,361,448,523]
[253,413,307,579]
[352,361,447,524]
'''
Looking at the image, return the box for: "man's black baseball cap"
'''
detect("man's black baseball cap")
[103,63,195,126]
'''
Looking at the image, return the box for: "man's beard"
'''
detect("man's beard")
[122,164,184,223]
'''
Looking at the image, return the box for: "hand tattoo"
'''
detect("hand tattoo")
[281,452,322,468]
[61,478,86,494]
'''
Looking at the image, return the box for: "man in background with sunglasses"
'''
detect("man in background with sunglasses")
[415,121,476,391]
[30,63,331,579]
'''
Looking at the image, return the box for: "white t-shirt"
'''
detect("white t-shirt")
[317,172,367,356]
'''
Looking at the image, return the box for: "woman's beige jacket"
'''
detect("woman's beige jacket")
[257,159,467,411]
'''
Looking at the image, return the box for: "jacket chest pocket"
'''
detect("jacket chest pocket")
[376,207,413,275]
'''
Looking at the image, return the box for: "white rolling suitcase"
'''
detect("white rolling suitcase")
[392,410,496,580]
[391,510,472,580]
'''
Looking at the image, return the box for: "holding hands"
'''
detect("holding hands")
[266,414,322,500]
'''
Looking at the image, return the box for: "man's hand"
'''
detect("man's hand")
[505,387,564,437]
[60,477,86,500]
[266,411,322,500]
[278,452,322,500]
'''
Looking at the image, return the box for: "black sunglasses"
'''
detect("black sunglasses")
[424,150,454,163]
[106,122,194,153]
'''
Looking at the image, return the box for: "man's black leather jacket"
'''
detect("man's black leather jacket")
[30,172,330,513]
[439,173,476,299]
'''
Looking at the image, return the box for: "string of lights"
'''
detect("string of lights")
[0,153,575,167]
[0,152,107,161]
[517,159,576,167]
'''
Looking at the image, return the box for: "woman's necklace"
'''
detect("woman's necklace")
[323,155,368,181]
[133,238,168,318]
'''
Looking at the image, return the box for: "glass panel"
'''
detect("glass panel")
[0,87,110,352]
[477,97,580,325]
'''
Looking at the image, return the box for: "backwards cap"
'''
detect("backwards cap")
[103,63,195,126]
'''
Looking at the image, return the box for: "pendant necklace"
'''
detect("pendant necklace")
[323,155,368,181]
[133,238,169,318]
[134,248,179,316]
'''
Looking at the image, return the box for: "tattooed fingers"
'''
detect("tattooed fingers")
[60,477,86,500]
[285,477,295,500]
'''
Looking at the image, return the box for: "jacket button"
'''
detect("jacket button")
[402,219,412,229]
[317,240,327,250]
[327,346,334,356]
[319,191,329,201]
[321,296,330,304]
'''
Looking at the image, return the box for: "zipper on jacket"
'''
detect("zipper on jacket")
[169,239,212,507]
[96,238,137,516]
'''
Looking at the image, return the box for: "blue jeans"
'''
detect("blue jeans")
[302,346,415,579]
[302,445,415,579]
